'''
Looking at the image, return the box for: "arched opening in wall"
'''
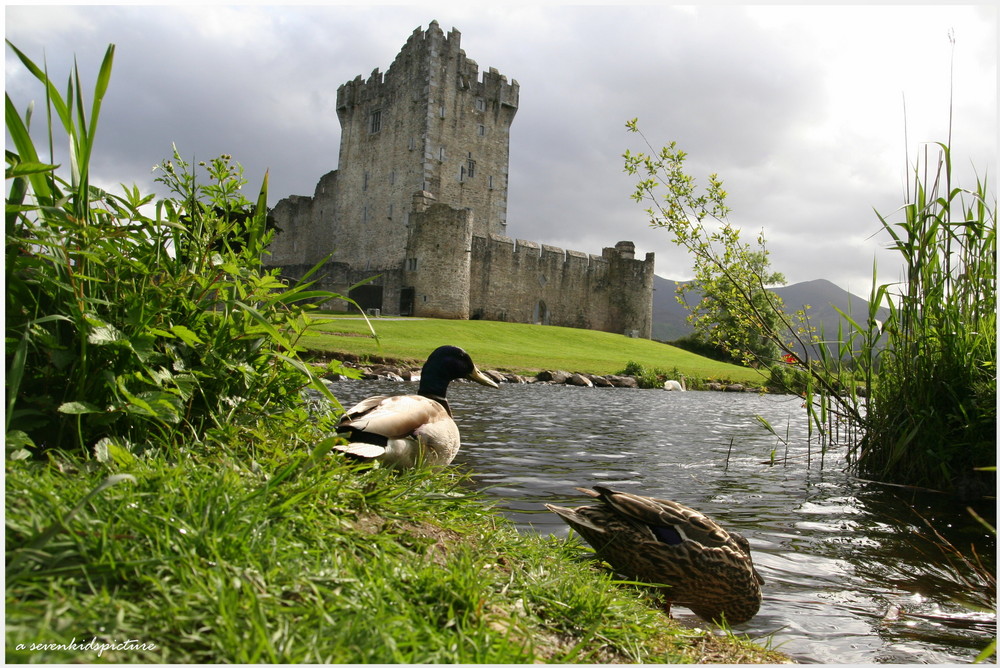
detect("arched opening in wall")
[533,300,550,326]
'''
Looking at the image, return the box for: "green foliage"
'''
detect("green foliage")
[619,360,668,388]
[767,362,809,396]
[624,120,787,368]
[620,360,645,376]
[5,40,345,455]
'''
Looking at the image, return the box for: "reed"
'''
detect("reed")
[854,144,996,498]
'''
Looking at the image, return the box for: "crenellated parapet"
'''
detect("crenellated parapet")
[336,20,518,128]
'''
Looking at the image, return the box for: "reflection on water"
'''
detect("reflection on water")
[331,380,996,664]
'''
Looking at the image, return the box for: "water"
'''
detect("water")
[331,379,997,664]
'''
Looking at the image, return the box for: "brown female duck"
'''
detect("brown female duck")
[546,485,764,625]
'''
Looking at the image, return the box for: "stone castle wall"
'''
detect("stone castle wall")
[265,198,654,338]
[467,233,654,336]
[405,200,474,319]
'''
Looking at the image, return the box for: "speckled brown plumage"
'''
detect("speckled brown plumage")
[546,485,764,625]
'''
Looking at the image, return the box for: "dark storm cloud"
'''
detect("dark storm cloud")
[5,4,996,294]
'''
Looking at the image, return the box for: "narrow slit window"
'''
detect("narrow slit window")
[369,110,381,134]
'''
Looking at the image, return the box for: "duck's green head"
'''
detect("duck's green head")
[421,345,499,394]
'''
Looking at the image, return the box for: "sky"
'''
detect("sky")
[5,2,997,297]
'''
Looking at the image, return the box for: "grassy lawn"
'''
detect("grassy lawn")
[301,315,764,383]
[6,439,787,664]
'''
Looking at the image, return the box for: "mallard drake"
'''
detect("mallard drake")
[333,345,498,468]
[546,485,764,625]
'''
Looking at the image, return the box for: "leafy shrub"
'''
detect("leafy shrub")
[5,42,343,456]
[668,333,738,364]
[620,360,665,388]
[767,361,819,396]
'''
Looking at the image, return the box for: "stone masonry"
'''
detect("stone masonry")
[265,21,654,338]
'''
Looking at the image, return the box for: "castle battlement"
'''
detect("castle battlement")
[337,20,518,122]
[565,249,590,270]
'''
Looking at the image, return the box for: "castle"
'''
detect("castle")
[265,21,654,338]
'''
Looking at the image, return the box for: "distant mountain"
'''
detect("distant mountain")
[652,276,890,352]
[652,276,698,342]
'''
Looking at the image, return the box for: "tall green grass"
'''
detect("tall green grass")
[852,143,996,497]
[5,432,784,664]
[5,41,346,457]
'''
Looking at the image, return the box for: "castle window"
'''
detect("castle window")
[466,157,476,178]
[389,170,395,185]
[407,258,418,271]
[439,146,445,161]
[475,97,486,112]
[488,175,494,190]
[439,105,446,118]
[363,171,369,191]
[369,110,381,134]
[478,124,486,137]
[388,203,393,219]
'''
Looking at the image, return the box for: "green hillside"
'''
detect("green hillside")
[301,315,763,383]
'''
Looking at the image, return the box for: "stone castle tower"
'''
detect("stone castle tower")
[334,21,517,266]
[265,22,654,338]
